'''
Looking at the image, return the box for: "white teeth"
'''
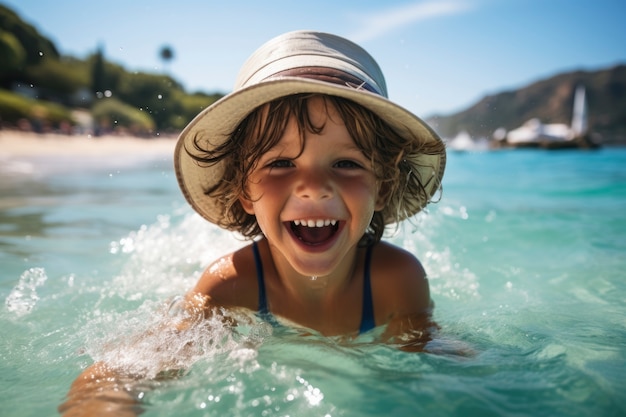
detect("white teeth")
[292,219,338,228]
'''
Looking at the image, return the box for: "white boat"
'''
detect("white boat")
[501,86,598,149]
[446,130,490,152]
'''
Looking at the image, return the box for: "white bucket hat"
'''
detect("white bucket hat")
[174,30,446,226]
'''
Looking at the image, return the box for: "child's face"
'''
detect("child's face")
[240,96,385,277]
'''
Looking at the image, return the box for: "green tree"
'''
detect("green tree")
[91,97,155,134]
[0,30,26,76]
[25,57,90,94]
[91,45,106,95]
[116,71,185,130]
[159,45,174,69]
[0,5,59,65]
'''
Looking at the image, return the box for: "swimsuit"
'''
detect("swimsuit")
[251,241,376,334]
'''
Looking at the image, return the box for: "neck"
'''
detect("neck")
[257,238,367,335]
[265,240,360,301]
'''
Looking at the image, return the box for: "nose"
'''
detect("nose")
[295,169,333,201]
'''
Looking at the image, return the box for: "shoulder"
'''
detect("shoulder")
[191,243,259,310]
[370,241,427,284]
[369,241,431,317]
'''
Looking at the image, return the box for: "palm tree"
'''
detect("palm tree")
[159,45,174,73]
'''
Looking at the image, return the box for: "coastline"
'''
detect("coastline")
[0,130,177,158]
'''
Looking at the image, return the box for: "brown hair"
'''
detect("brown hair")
[188,94,442,243]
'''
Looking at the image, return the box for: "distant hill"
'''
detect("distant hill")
[426,64,626,145]
[2,3,625,143]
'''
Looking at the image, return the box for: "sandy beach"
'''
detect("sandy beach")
[0,130,177,158]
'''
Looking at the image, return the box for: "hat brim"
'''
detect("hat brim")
[174,76,446,225]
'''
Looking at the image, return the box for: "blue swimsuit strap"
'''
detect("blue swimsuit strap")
[252,241,376,334]
[252,241,269,316]
[359,244,376,334]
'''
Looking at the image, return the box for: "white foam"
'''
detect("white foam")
[108,212,247,300]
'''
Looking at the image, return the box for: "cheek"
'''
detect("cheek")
[239,174,270,214]
[248,200,281,239]
[241,178,287,222]
[340,179,380,214]
[250,173,295,201]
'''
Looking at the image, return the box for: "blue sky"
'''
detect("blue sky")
[3,0,625,117]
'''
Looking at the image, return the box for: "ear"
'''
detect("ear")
[239,196,255,215]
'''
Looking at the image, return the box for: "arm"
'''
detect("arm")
[59,292,210,417]
[59,245,259,417]
[373,243,474,355]
[58,362,144,417]
[371,242,437,351]
[191,247,258,310]
[382,309,438,352]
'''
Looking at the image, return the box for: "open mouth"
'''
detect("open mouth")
[288,219,340,246]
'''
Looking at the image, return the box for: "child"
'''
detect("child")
[61,30,446,416]
[174,30,446,340]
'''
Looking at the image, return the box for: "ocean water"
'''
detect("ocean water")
[1,144,625,416]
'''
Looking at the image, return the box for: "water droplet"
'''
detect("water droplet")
[5,267,48,316]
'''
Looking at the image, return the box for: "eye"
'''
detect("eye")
[334,159,362,169]
[267,159,294,169]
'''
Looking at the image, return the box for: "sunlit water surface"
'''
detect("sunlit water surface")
[1,146,625,416]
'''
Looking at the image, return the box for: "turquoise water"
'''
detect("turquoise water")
[1,146,625,416]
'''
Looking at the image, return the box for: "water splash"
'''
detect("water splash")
[5,267,48,316]
[394,208,481,300]
[107,212,246,301]
[81,299,267,380]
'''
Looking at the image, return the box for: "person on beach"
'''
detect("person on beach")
[61,30,446,415]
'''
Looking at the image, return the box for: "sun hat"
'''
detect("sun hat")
[174,30,446,226]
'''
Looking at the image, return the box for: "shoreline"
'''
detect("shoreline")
[0,130,178,158]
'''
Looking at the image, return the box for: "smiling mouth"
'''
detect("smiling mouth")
[288,219,340,245]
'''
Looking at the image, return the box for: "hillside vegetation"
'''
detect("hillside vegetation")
[0,5,222,135]
[427,65,626,145]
